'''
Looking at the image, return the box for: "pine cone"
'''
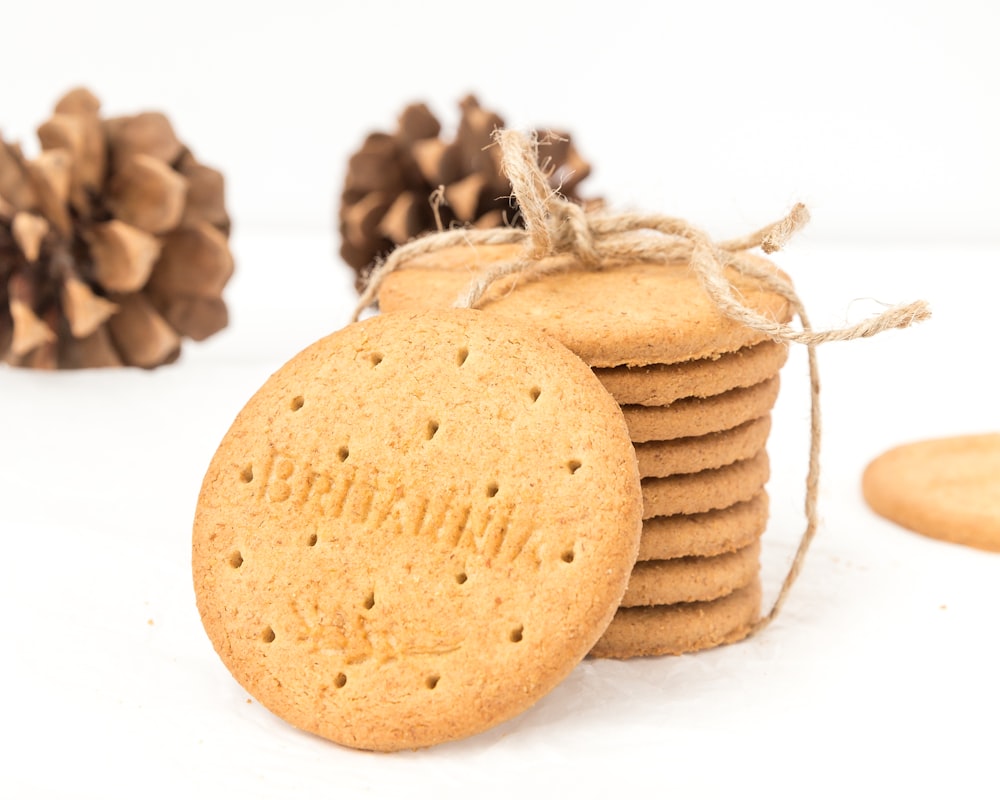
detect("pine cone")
[338,95,593,292]
[0,87,233,369]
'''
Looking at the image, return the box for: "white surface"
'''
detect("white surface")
[2,231,998,798]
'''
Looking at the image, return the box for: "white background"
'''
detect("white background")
[2,1,999,798]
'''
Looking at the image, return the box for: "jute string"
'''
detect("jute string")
[353,130,930,638]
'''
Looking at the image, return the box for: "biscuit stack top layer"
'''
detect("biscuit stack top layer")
[378,242,793,368]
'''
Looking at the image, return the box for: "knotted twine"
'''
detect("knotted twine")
[354,130,931,638]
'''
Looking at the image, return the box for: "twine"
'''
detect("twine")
[353,130,930,639]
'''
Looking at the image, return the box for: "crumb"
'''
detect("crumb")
[147,619,154,625]
[246,698,253,704]
[939,605,947,611]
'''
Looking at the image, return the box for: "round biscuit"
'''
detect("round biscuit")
[862,433,1000,552]
[634,415,772,478]
[638,492,770,561]
[623,375,780,443]
[641,450,770,519]
[620,540,760,607]
[377,243,794,367]
[590,580,762,659]
[192,309,643,751]
[594,340,789,406]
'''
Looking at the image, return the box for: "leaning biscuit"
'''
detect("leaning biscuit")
[862,433,1000,553]
[591,579,762,659]
[642,450,770,519]
[594,340,789,406]
[377,243,794,367]
[620,540,760,607]
[192,309,643,751]
[623,376,781,443]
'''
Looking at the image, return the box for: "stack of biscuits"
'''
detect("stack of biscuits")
[588,341,786,657]
[376,243,793,659]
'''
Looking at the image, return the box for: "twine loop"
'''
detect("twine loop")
[352,129,930,638]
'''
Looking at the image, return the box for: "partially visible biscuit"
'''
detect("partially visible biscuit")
[642,451,770,519]
[590,580,762,659]
[634,415,772,478]
[594,340,789,406]
[862,433,1000,552]
[620,540,760,607]
[638,493,770,561]
[377,244,794,367]
[192,309,643,751]
[623,376,780,443]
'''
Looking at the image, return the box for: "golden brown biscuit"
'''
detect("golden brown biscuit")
[634,415,772,478]
[620,540,760,607]
[862,433,1000,552]
[377,243,794,368]
[623,376,780,443]
[594,340,789,406]
[638,493,769,561]
[642,450,770,519]
[590,580,762,659]
[192,309,643,751]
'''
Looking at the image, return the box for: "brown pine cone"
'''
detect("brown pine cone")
[0,87,233,369]
[338,95,593,292]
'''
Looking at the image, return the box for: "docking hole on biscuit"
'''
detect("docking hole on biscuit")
[306,533,318,547]
[426,420,440,440]
[363,592,375,610]
[567,459,582,474]
[425,675,440,690]
[228,551,243,569]
[290,395,304,411]
[510,625,524,643]
[337,446,349,462]
[369,352,383,367]
[334,673,347,688]
[486,481,499,498]
[457,346,469,366]
[456,571,468,584]
[239,465,253,483]
[261,626,275,643]
[529,386,542,402]
[561,548,576,563]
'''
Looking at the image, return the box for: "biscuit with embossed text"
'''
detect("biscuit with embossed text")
[192,308,643,751]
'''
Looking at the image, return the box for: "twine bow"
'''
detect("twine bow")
[354,130,931,637]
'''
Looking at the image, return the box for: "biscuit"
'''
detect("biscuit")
[594,340,789,406]
[620,540,760,607]
[634,415,772,478]
[638,492,769,561]
[623,376,781,443]
[377,243,794,367]
[642,450,770,519]
[192,308,643,751]
[862,433,1000,553]
[590,579,762,659]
